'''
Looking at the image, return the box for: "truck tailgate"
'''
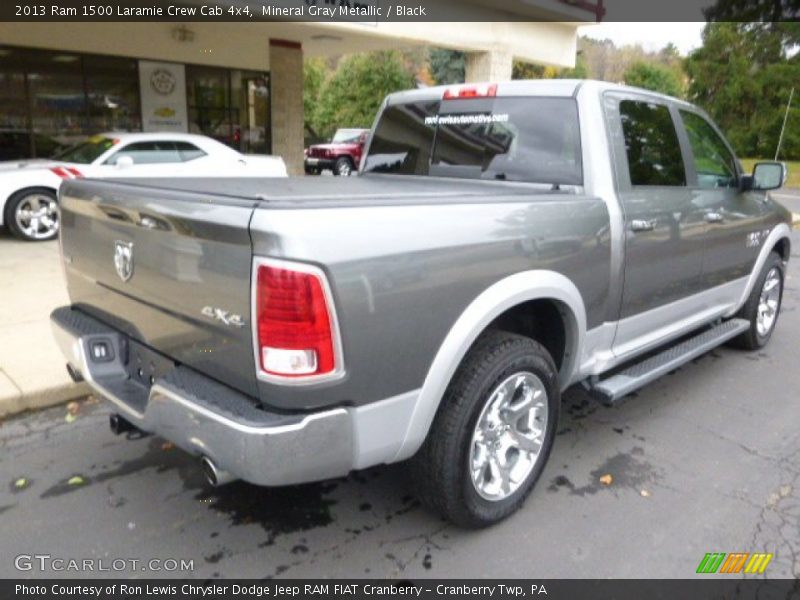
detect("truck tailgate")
[59,178,259,398]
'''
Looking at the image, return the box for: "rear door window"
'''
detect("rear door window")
[619,100,686,186]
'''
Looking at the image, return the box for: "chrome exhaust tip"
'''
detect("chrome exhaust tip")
[200,456,236,487]
[109,413,138,436]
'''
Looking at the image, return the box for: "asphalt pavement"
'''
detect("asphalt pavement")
[1,230,799,580]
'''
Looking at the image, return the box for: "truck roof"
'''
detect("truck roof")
[387,78,695,109]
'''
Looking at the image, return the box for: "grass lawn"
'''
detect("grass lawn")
[741,158,800,189]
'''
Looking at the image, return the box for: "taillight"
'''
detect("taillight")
[254,259,341,381]
[443,83,498,100]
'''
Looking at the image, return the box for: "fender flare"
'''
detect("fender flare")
[392,270,587,462]
[727,223,792,317]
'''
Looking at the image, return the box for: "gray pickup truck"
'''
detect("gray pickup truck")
[52,80,792,527]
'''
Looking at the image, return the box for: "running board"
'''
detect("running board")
[588,318,750,405]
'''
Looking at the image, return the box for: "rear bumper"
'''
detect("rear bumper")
[50,306,355,486]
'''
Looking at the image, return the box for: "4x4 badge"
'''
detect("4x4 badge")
[114,240,134,282]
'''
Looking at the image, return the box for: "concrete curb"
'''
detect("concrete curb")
[0,381,90,419]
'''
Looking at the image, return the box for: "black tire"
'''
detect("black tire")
[410,330,560,528]
[4,187,59,241]
[333,157,354,177]
[304,166,320,176]
[729,252,784,350]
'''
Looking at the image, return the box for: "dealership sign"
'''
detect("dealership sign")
[138,61,188,132]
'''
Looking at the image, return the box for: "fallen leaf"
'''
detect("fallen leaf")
[14,477,28,489]
[599,474,613,486]
[65,413,77,423]
[161,442,174,451]
[66,401,81,415]
[640,489,651,497]
[67,475,85,486]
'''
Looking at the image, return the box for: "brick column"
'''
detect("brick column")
[465,50,513,83]
[270,39,304,176]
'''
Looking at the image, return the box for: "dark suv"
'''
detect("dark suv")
[304,128,369,176]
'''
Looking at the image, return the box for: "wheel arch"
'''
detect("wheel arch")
[729,223,792,316]
[2,185,59,227]
[392,270,586,462]
[773,236,791,262]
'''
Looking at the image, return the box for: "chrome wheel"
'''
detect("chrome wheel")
[469,372,548,502]
[756,267,781,337]
[14,193,59,240]
[336,160,352,176]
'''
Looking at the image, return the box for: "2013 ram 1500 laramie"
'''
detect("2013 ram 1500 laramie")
[52,80,792,527]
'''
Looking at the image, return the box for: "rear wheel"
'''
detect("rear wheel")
[5,188,59,241]
[334,157,353,177]
[730,252,784,350]
[410,330,559,527]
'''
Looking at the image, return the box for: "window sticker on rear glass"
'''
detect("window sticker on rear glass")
[424,114,510,126]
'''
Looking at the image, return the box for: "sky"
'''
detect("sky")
[580,22,707,56]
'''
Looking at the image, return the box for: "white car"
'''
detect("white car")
[0,132,287,241]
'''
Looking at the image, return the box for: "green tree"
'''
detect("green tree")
[686,22,800,159]
[557,52,588,79]
[303,58,328,143]
[624,61,683,97]
[429,48,465,84]
[312,51,415,141]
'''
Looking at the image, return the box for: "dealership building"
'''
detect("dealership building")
[0,1,596,174]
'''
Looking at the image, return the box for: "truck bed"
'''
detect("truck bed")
[59,174,610,410]
[98,173,570,207]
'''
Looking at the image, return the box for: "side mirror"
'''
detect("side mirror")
[751,161,786,191]
[115,155,134,169]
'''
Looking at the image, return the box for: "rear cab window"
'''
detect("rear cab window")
[364,96,582,186]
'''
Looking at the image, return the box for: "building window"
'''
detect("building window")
[0,45,270,160]
[84,55,141,136]
[186,65,271,154]
[0,45,141,159]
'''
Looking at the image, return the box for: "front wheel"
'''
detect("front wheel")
[333,157,353,177]
[5,188,59,241]
[410,330,559,527]
[730,251,784,350]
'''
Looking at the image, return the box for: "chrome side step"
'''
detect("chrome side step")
[588,318,750,405]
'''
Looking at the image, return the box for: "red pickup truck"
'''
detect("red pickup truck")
[304,128,369,176]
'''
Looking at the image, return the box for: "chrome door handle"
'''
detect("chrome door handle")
[705,211,724,224]
[630,219,657,232]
